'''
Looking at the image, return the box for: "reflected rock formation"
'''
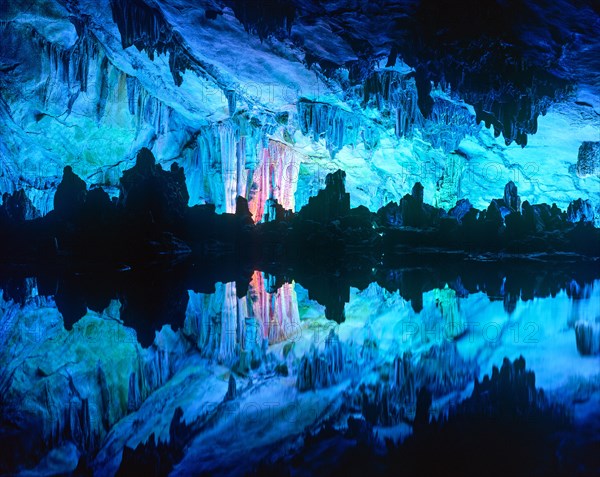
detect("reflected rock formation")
[1,0,600,476]
[1,265,599,475]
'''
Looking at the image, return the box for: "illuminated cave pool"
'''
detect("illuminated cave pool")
[1,268,599,476]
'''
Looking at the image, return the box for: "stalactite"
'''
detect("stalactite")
[392,351,416,400]
[0,19,187,214]
[219,282,238,363]
[109,0,191,86]
[246,141,300,220]
[267,141,300,213]
[43,380,59,446]
[246,147,271,221]
[125,75,173,134]
[425,97,478,152]
[297,330,345,391]
[183,283,239,363]
[184,121,300,220]
[220,123,240,214]
[361,70,478,153]
[362,70,420,139]
[297,100,361,156]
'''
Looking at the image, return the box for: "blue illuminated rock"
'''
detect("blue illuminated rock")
[1,189,40,222]
[0,0,598,221]
[567,198,595,224]
[448,198,473,225]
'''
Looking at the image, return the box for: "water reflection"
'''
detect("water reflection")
[1,259,599,475]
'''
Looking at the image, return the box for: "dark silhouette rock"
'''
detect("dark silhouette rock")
[504,210,526,238]
[521,200,535,233]
[341,205,373,230]
[461,207,480,230]
[548,203,566,230]
[396,182,444,229]
[376,201,402,226]
[531,203,552,232]
[0,161,599,268]
[298,169,350,222]
[54,166,87,221]
[411,182,424,206]
[503,181,520,212]
[235,196,253,225]
[81,187,114,227]
[400,194,424,227]
[54,279,88,330]
[119,148,189,227]
[484,200,503,234]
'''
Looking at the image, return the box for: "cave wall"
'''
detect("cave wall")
[1,0,599,220]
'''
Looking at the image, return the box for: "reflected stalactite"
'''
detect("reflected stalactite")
[0,1,599,474]
[0,270,599,476]
[248,270,299,344]
[185,271,299,364]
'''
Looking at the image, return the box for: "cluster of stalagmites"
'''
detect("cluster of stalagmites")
[377,178,595,235]
[1,147,598,265]
[276,167,598,258]
[0,148,200,262]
